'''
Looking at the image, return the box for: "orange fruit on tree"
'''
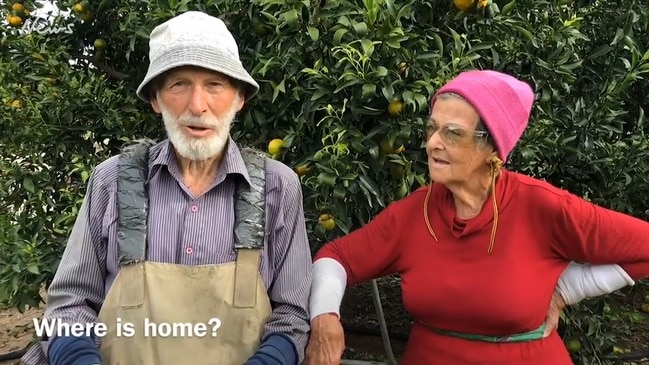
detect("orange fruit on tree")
[267,138,284,155]
[8,15,23,27]
[294,164,309,176]
[641,303,649,313]
[387,99,404,116]
[564,338,581,353]
[73,1,88,13]
[94,38,107,50]
[318,214,336,231]
[454,0,475,11]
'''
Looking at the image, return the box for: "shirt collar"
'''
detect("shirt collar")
[148,136,252,187]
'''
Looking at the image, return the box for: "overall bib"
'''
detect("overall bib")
[97,140,272,365]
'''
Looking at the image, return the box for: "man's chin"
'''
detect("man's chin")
[171,137,228,162]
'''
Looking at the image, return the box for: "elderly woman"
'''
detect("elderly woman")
[304,70,649,364]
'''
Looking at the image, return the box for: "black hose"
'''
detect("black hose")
[342,322,409,342]
[0,345,27,361]
[603,350,649,362]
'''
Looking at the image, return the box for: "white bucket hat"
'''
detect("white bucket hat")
[136,11,260,102]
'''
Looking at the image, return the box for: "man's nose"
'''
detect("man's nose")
[187,86,208,116]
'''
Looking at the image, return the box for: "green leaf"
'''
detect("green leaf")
[307,27,319,42]
[272,79,286,103]
[23,177,34,194]
[501,0,516,16]
[611,28,624,45]
[360,39,376,56]
[386,39,401,49]
[362,83,376,98]
[375,66,388,77]
[317,172,337,187]
[589,45,613,59]
[334,28,348,45]
[467,42,494,54]
[431,33,444,54]
[280,9,300,26]
[512,25,538,47]
[353,22,368,36]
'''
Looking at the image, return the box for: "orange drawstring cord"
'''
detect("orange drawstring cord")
[485,155,503,255]
[423,154,503,254]
[424,184,439,242]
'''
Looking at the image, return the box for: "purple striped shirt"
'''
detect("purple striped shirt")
[22,137,313,364]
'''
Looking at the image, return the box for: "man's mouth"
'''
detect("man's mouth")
[184,125,213,132]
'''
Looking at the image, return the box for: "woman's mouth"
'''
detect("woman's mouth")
[432,158,450,165]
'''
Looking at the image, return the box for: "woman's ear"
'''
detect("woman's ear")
[486,154,503,173]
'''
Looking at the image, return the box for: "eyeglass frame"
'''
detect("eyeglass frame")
[425,119,492,147]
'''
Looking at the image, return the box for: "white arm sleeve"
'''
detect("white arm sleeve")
[557,262,635,305]
[309,258,348,320]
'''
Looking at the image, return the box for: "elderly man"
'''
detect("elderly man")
[23,11,311,365]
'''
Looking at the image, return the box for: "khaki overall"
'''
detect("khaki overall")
[97,140,272,365]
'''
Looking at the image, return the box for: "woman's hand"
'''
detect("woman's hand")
[304,313,345,365]
[543,290,566,337]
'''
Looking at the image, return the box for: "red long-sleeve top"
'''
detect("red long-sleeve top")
[315,169,649,364]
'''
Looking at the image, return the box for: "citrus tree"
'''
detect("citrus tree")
[1,0,648,363]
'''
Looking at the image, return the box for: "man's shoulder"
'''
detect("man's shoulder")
[89,140,166,187]
[90,154,120,187]
[261,157,301,191]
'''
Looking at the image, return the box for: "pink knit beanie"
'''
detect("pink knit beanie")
[430,70,535,163]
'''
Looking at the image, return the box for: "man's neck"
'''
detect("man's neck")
[175,151,224,197]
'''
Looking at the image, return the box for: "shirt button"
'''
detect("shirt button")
[185,246,193,255]
[191,205,198,213]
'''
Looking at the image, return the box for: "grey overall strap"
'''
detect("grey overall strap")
[233,146,267,308]
[116,138,157,265]
[233,146,266,250]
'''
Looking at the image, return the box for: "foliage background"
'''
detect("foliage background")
[1,0,648,363]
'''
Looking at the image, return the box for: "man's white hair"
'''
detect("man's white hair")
[158,92,240,162]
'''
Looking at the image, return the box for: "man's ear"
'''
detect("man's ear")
[235,89,246,112]
[150,91,161,114]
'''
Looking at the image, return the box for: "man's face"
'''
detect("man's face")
[151,66,245,161]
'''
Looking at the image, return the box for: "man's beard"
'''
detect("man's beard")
[159,98,239,162]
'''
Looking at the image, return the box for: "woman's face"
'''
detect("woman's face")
[425,96,495,186]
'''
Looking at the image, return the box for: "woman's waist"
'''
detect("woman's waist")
[400,323,573,365]
[417,318,546,343]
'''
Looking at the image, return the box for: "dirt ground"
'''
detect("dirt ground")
[1,279,648,365]
[0,304,41,365]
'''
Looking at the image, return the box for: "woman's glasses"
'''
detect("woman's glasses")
[426,121,490,146]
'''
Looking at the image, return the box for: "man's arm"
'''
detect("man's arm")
[247,168,312,365]
[39,165,112,358]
